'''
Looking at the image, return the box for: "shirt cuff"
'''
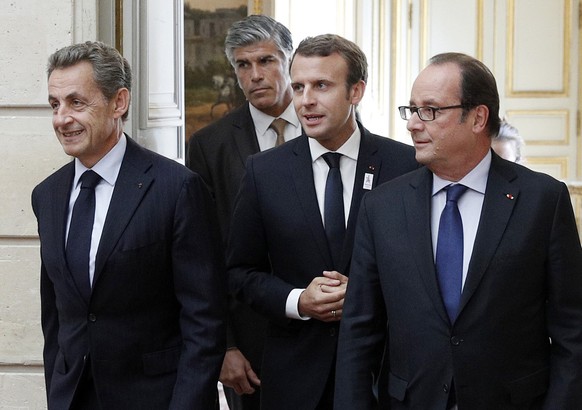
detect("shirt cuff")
[285,288,310,320]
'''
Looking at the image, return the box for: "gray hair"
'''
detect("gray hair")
[495,119,525,162]
[47,41,132,121]
[224,15,293,67]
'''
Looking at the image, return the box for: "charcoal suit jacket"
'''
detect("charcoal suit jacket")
[187,102,268,371]
[335,152,582,409]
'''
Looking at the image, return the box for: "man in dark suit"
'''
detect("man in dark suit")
[187,15,300,410]
[335,52,582,409]
[227,34,417,410]
[32,41,226,409]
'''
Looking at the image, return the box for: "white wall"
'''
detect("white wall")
[0,1,97,407]
[0,0,185,406]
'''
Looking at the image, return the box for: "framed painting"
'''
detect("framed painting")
[184,0,264,141]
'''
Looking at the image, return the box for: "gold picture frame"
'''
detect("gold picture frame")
[184,0,263,141]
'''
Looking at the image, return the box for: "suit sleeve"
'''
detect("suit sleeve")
[187,134,213,194]
[32,188,59,399]
[227,157,297,321]
[187,132,241,351]
[335,193,388,409]
[544,182,582,408]
[169,173,227,409]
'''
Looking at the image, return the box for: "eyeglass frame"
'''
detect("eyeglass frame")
[397,104,471,121]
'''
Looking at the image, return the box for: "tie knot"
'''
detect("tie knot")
[80,170,102,189]
[269,118,288,137]
[446,184,467,203]
[323,152,342,169]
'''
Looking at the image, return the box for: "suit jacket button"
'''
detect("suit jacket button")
[88,313,97,322]
[450,336,461,346]
[329,328,336,337]
[443,383,449,393]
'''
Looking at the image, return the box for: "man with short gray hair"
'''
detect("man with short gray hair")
[34,41,226,409]
[188,15,300,410]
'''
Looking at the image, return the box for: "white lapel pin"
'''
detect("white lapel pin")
[363,173,374,190]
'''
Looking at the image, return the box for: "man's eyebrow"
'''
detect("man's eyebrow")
[49,91,84,101]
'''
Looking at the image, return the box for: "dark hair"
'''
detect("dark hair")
[292,34,368,90]
[429,52,500,137]
[225,15,293,67]
[47,41,132,121]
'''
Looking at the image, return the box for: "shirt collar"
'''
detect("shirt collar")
[73,133,127,188]
[432,150,491,196]
[249,102,300,136]
[308,126,361,163]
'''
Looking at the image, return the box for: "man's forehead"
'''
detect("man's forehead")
[234,41,279,59]
[410,64,461,103]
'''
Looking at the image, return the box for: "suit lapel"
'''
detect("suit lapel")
[459,155,518,313]
[53,164,75,264]
[341,127,381,272]
[232,104,260,166]
[93,138,153,285]
[405,168,451,323]
[290,136,334,268]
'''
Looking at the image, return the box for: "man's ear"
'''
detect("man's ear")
[112,88,130,119]
[472,104,489,133]
[350,80,366,105]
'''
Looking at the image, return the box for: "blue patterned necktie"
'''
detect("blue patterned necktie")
[322,152,345,269]
[66,170,101,300]
[436,184,468,323]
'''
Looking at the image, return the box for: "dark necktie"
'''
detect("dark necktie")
[269,118,288,146]
[66,170,101,300]
[322,152,345,269]
[436,184,468,323]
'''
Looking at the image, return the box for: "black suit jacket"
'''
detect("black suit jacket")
[32,137,226,409]
[227,125,418,409]
[188,103,267,369]
[335,152,582,409]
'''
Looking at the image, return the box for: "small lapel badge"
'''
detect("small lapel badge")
[505,193,514,200]
[137,182,143,189]
[363,173,374,190]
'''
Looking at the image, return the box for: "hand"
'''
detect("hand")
[219,348,261,395]
[298,271,348,322]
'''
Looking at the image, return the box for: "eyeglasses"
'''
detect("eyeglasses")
[398,105,466,121]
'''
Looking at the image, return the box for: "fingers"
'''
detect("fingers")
[219,349,259,395]
[233,378,256,395]
[321,271,348,293]
[246,367,261,387]
[323,270,349,283]
[329,308,342,321]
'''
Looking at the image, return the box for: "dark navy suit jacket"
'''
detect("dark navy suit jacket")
[32,136,226,409]
[227,124,418,409]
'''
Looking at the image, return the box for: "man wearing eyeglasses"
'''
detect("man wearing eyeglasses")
[335,52,582,409]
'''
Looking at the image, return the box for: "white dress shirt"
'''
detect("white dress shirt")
[249,102,301,151]
[431,151,491,289]
[286,127,362,319]
[66,133,126,286]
